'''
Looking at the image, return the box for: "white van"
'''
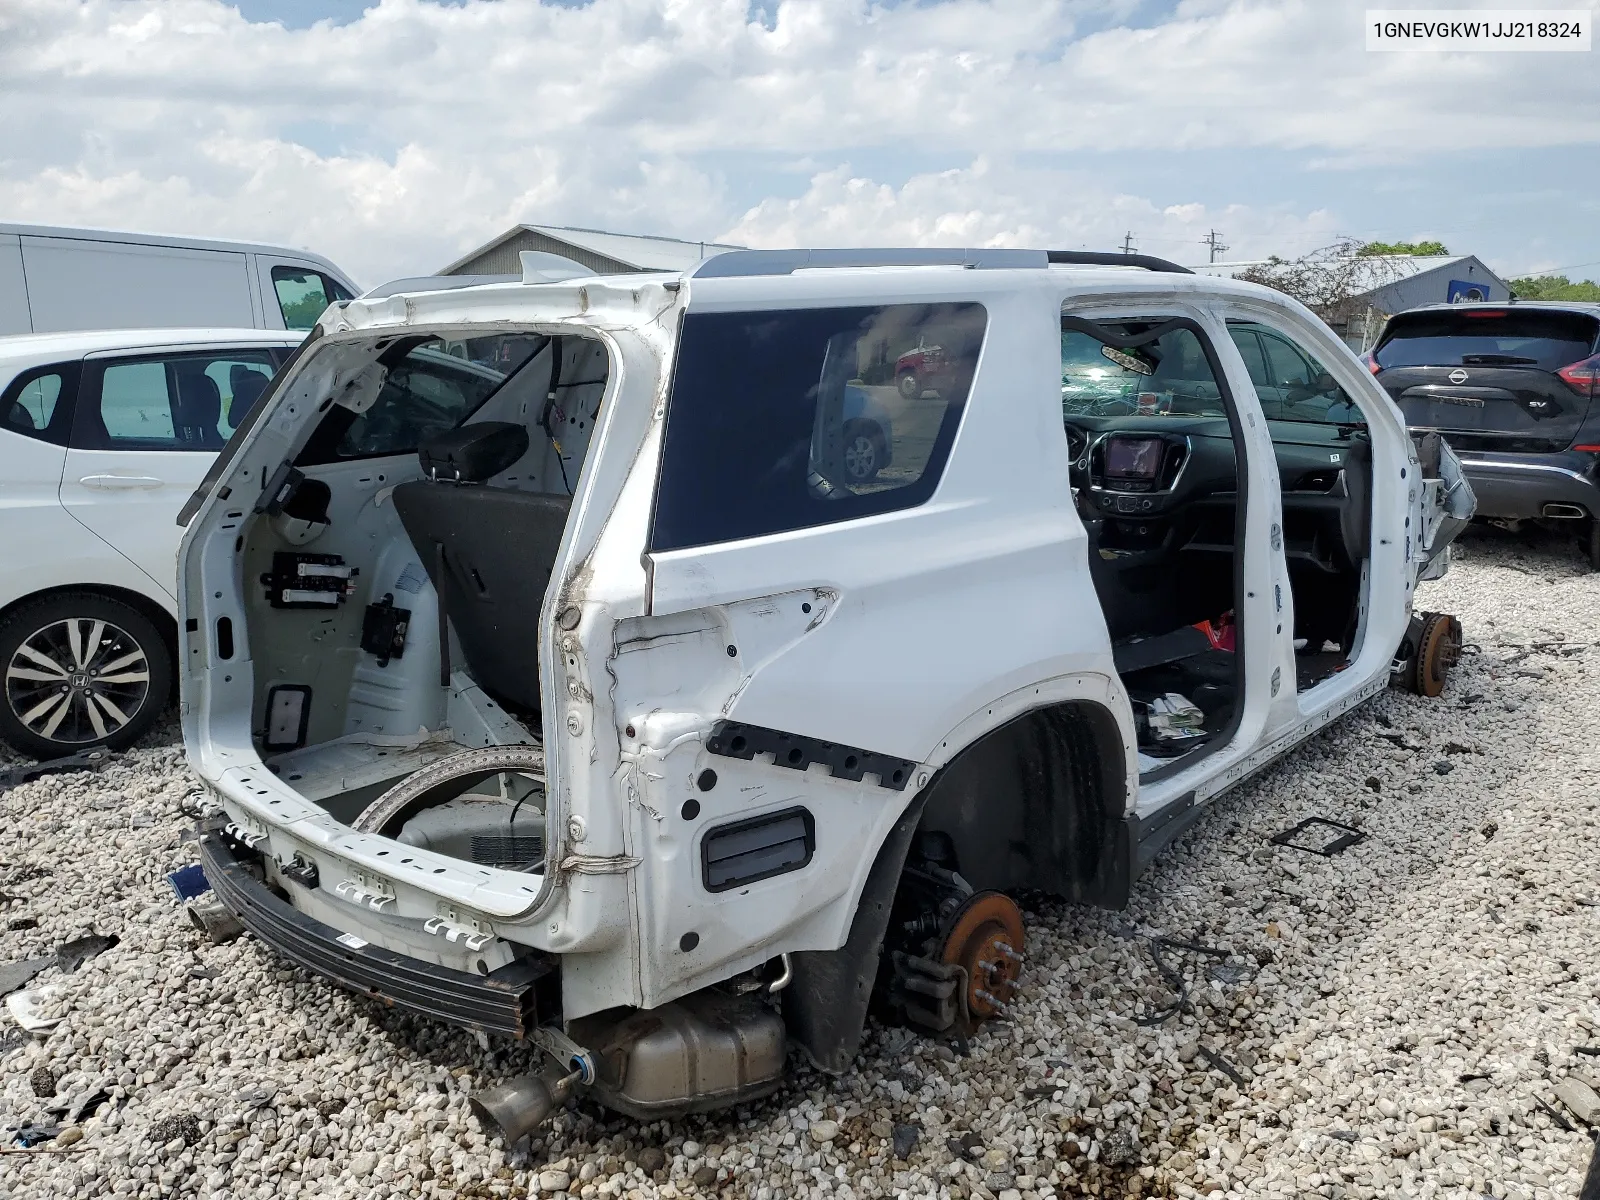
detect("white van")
[0,223,360,337]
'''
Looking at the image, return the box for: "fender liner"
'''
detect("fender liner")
[782,792,929,1073]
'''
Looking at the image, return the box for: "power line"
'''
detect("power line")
[1200,229,1229,263]
[1503,259,1600,279]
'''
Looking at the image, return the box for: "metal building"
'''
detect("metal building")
[440,224,742,277]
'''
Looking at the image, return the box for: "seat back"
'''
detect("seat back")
[391,423,566,713]
[173,368,224,447]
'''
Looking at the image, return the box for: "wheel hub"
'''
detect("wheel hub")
[4,617,150,745]
[938,890,1025,1032]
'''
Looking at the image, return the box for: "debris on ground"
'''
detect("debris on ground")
[2,531,1599,1197]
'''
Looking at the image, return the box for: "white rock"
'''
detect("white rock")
[809,1119,839,1143]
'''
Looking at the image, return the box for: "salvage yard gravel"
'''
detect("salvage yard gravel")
[3,529,1599,1200]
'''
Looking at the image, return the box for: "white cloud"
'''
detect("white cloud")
[0,0,1592,283]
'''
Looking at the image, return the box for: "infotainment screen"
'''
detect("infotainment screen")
[1104,436,1165,480]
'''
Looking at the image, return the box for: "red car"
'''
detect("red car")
[895,338,957,398]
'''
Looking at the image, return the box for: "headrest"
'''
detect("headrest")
[417,421,530,483]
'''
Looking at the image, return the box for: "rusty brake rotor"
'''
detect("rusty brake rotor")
[937,890,1025,1034]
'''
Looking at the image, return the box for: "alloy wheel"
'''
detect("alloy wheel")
[843,434,879,481]
[4,617,151,745]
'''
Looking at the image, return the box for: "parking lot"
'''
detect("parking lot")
[0,527,1595,1200]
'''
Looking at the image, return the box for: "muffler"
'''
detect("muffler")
[1542,502,1587,519]
[469,1067,580,1143]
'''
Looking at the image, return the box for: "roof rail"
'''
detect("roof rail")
[690,246,1196,279]
[691,247,1048,278]
[1047,251,1193,275]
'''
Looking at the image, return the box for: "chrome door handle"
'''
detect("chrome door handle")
[78,474,165,489]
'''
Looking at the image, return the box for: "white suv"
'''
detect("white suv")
[178,249,1473,1134]
[0,328,301,758]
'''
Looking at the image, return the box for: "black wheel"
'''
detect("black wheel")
[897,371,920,400]
[1586,519,1600,572]
[0,592,171,759]
[842,420,884,483]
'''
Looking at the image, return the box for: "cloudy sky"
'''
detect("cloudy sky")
[1,0,1596,287]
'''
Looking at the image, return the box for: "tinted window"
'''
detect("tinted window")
[1227,322,1364,426]
[298,335,542,464]
[1228,328,1270,387]
[326,277,355,303]
[1375,310,1599,371]
[272,267,331,330]
[1062,325,1226,418]
[79,350,279,451]
[651,303,987,553]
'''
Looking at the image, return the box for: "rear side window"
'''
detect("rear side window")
[1375,310,1600,371]
[76,350,279,451]
[651,303,987,553]
[272,267,332,330]
[1,363,80,445]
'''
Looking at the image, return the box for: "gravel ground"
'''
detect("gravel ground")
[2,528,1599,1200]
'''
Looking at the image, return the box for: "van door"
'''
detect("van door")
[61,346,283,601]
[0,235,30,335]
[257,259,355,331]
[19,236,255,333]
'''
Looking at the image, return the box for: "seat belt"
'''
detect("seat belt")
[435,541,452,688]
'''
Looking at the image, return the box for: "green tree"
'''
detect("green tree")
[1357,240,1449,257]
[1508,274,1600,302]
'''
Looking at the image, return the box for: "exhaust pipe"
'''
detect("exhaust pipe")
[1542,503,1587,519]
[187,894,245,944]
[470,1068,580,1143]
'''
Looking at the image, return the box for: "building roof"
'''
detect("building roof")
[440,224,743,275]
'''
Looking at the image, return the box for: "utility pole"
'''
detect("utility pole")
[1201,229,1229,264]
[1121,231,1137,255]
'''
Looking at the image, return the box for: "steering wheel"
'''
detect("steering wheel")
[1063,424,1093,484]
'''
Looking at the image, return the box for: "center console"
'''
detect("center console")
[1084,432,1191,515]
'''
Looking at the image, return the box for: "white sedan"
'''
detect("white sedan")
[0,328,302,757]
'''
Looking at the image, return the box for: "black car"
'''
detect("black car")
[1365,302,1600,565]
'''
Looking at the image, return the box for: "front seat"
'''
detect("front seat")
[172,369,224,448]
[392,422,568,714]
[229,365,270,427]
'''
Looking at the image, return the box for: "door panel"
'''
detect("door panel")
[20,236,254,333]
[62,349,280,602]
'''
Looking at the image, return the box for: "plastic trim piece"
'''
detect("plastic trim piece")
[705,720,915,791]
[700,807,815,893]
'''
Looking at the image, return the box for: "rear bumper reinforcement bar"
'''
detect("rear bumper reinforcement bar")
[198,833,550,1039]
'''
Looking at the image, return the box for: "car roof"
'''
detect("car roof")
[0,222,356,285]
[1398,300,1600,318]
[0,329,303,383]
[0,328,302,359]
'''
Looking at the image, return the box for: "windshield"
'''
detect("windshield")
[1062,325,1228,419]
[1375,310,1599,371]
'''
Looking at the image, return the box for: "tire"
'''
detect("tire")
[1586,519,1600,572]
[897,371,920,400]
[842,420,884,483]
[0,592,172,759]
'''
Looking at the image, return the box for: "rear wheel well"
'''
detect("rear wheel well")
[916,700,1129,906]
[0,585,178,709]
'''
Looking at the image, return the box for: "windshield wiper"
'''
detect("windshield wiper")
[1458,354,1537,366]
